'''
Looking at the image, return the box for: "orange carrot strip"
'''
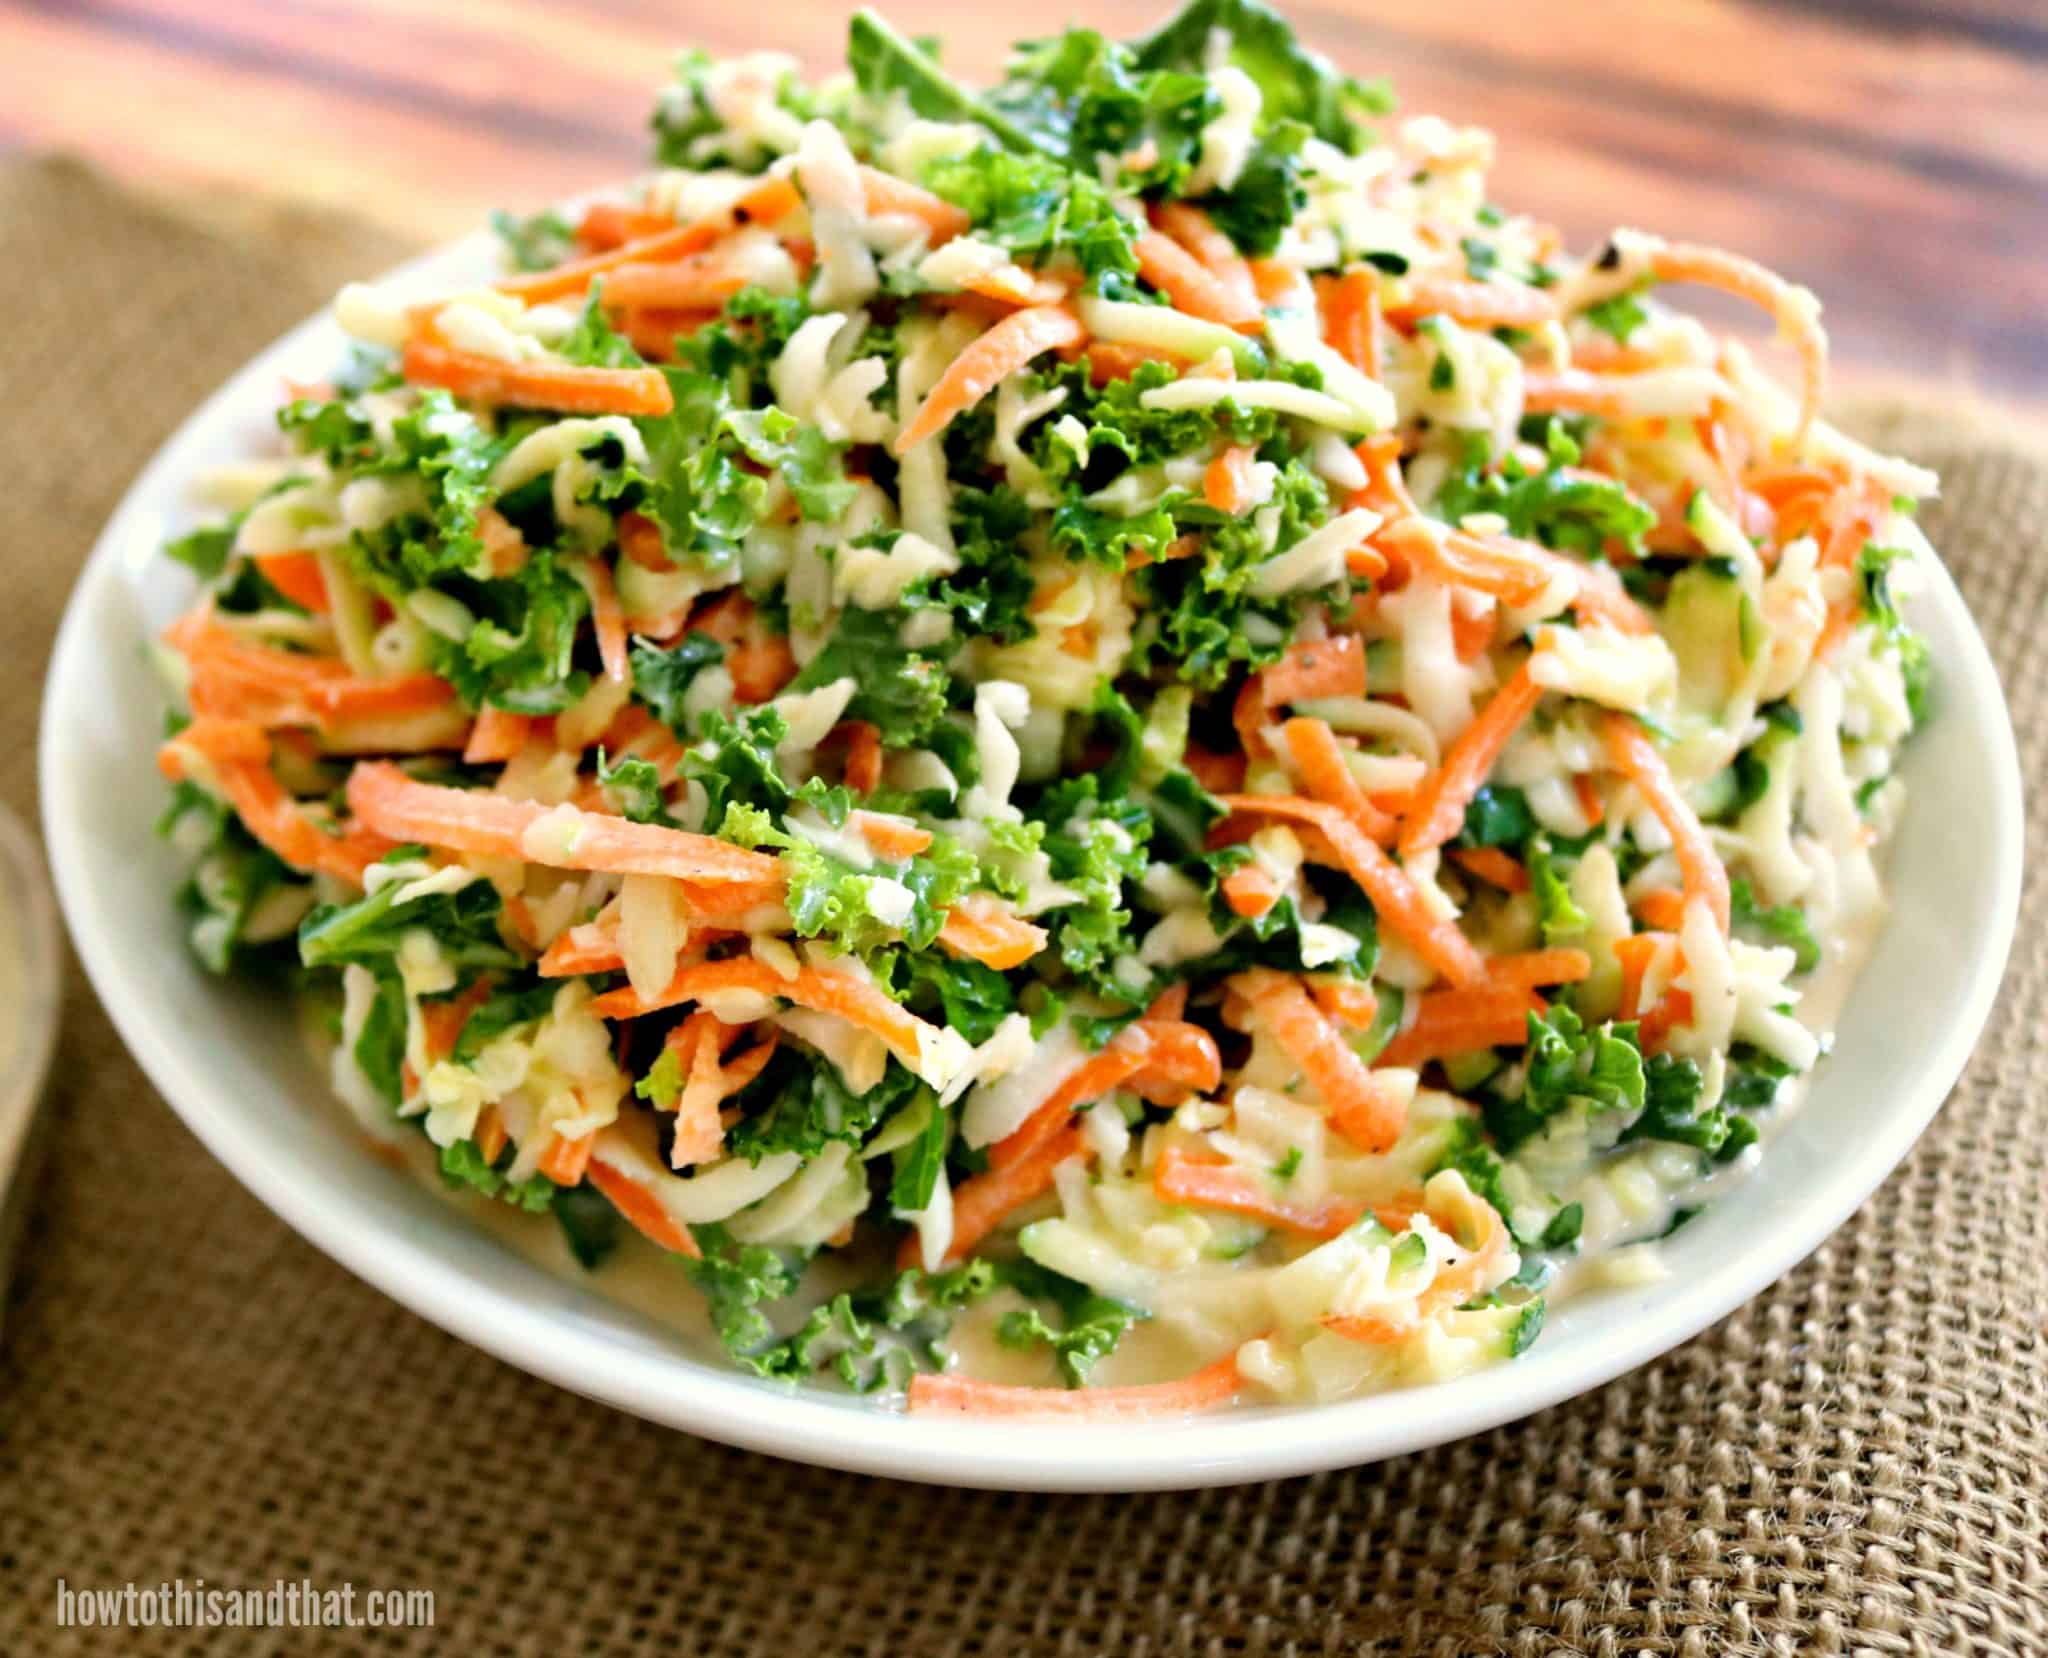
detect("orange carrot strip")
[1126,1020,1222,1106]
[1220,795,1485,987]
[1084,339,1188,385]
[1233,968,1408,1151]
[1379,987,1540,1069]
[590,958,926,1065]
[910,1124,1090,1270]
[989,1037,1155,1176]
[160,719,391,882]
[586,1157,702,1258]
[462,708,532,765]
[852,812,934,861]
[1248,257,1314,313]
[500,176,802,303]
[1320,267,1381,378]
[401,339,674,417]
[895,306,1086,452]
[1220,865,1282,920]
[1385,277,1557,330]
[1375,519,1556,608]
[859,166,972,242]
[252,551,329,613]
[836,720,883,794]
[1154,1145,1363,1238]
[1307,975,1379,1030]
[1280,716,1401,848]
[1151,202,1258,303]
[1632,886,1688,932]
[345,762,780,884]
[1601,712,1731,933]
[1448,846,1530,893]
[937,895,1048,971]
[601,253,751,310]
[669,1010,729,1167]
[1400,662,1545,857]
[1203,443,1258,515]
[582,559,629,687]
[1133,231,1264,332]
[539,1132,596,1186]
[575,202,676,251]
[1647,241,1826,440]
[1184,743,1248,796]
[1263,636,1367,706]
[1484,947,1592,989]
[474,1105,508,1165]
[908,1350,1243,1418]
[1573,771,1606,828]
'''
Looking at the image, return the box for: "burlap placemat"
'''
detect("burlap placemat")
[1,156,2041,1657]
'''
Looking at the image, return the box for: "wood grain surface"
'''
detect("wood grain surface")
[3,0,2042,401]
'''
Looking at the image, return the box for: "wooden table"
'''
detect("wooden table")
[5,0,2043,404]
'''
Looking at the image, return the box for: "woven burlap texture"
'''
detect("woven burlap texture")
[0,158,2041,1658]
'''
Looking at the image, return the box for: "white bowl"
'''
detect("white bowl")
[40,227,2025,1491]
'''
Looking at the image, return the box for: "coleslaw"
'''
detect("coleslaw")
[151,0,1934,1417]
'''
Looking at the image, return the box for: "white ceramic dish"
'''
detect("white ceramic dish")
[39,226,2024,1491]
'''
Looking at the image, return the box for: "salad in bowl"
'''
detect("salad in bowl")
[148,0,1935,1418]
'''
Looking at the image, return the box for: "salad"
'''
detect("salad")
[153,0,1936,1417]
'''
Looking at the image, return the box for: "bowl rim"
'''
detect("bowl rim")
[38,228,2027,1492]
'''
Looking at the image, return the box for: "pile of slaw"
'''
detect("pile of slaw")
[153,0,1934,1417]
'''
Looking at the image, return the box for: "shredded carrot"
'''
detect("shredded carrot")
[499,175,802,303]
[586,1156,703,1258]
[474,1105,508,1165]
[1203,444,1259,515]
[1375,518,1557,608]
[913,1124,1088,1268]
[1573,771,1606,828]
[401,337,674,417]
[582,559,629,687]
[908,1349,1242,1418]
[1600,712,1731,932]
[252,551,329,613]
[1307,975,1379,1030]
[462,708,532,765]
[539,1132,596,1186]
[1263,635,1366,707]
[1448,846,1530,893]
[1320,267,1381,378]
[160,719,391,882]
[1632,886,1688,932]
[1127,1020,1222,1105]
[1378,986,1540,1069]
[1133,231,1264,333]
[1220,794,1485,987]
[617,510,672,572]
[1232,968,1408,1151]
[1083,339,1187,385]
[1184,743,1248,795]
[1483,947,1593,989]
[601,252,752,311]
[1151,202,1258,304]
[1154,1145,1363,1238]
[853,811,934,860]
[666,1010,731,1167]
[590,958,928,1067]
[1248,257,1314,312]
[990,1037,1155,1175]
[1647,241,1827,441]
[937,895,1048,971]
[1278,717,1399,845]
[575,202,676,251]
[345,762,780,885]
[895,305,1086,453]
[1400,661,1545,857]
[1385,277,1558,330]
[167,611,459,732]
[836,720,883,794]
[1220,864,1283,919]
[858,166,971,242]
